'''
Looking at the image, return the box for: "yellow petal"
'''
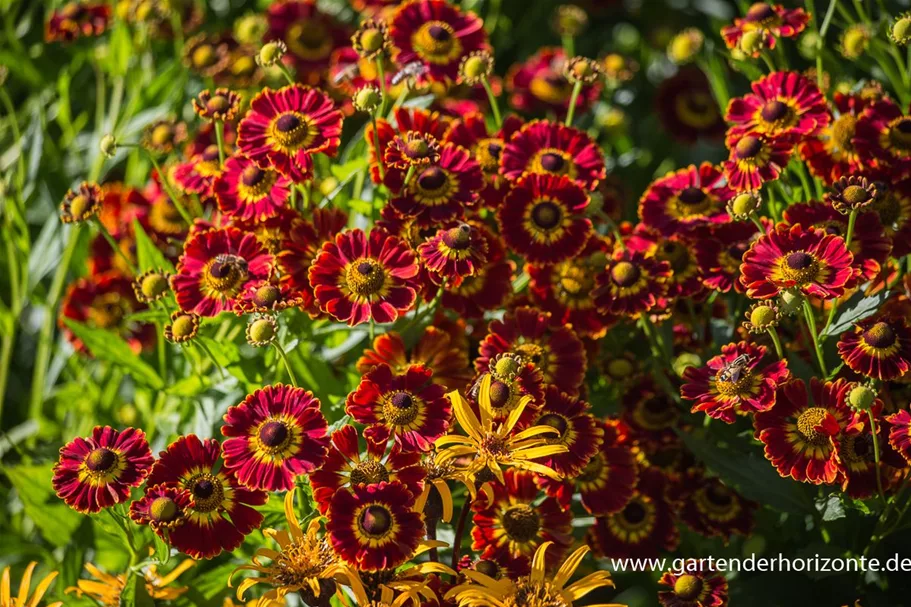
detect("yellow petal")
[154,559,195,586]
[284,491,303,542]
[510,425,560,442]
[2,566,11,605]
[26,570,59,607]
[433,479,454,523]
[17,562,36,606]
[476,374,494,429]
[449,388,484,438]
[553,545,590,590]
[565,572,616,600]
[235,577,260,600]
[502,393,533,433]
[531,542,552,584]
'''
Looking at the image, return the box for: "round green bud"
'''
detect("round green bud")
[749,305,777,328]
[848,385,876,411]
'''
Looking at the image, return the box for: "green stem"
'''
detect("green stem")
[802,298,828,376]
[759,51,777,73]
[29,227,81,432]
[749,214,766,234]
[371,114,386,181]
[147,153,194,225]
[195,339,226,379]
[561,33,575,58]
[768,327,785,360]
[481,77,502,129]
[565,81,582,126]
[278,63,296,85]
[869,410,887,506]
[844,209,858,249]
[369,318,376,342]
[273,342,298,387]
[94,218,138,275]
[376,58,388,116]
[401,165,416,193]
[214,120,226,167]
[819,0,838,37]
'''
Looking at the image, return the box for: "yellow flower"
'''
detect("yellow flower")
[1,562,62,607]
[435,375,569,487]
[230,491,368,607]
[446,542,622,607]
[66,560,195,607]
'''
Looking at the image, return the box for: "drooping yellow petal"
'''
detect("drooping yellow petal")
[553,545,590,591]
[512,444,568,460]
[235,577,260,600]
[530,542,552,584]
[510,425,560,442]
[564,572,616,600]
[154,559,195,587]
[2,566,11,606]
[509,459,564,479]
[502,393,533,434]
[26,569,58,607]
[16,562,36,607]
[433,479,454,523]
[476,374,494,429]
[449,388,485,439]
[409,562,457,576]
[284,490,303,542]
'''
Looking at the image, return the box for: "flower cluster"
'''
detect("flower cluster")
[16,1,911,607]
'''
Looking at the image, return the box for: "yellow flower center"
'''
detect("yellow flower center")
[344,259,386,298]
[382,391,420,426]
[204,254,249,297]
[150,497,180,523]
[674,575,704,601]
[887,116,911,151]
[796,407,830,445]
[350,460,390,485]
[412,21,460,64]
[85,447,118,475]
[610,261,641,287]
[779,250,820,285]
[288,21,332,60]
[188,473,225,513]
[170,314,198,339]
[270,112,317,151]
[862,321,896,349]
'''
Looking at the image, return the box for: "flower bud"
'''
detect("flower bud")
[459,50,493,85]
[100,134,117,158]
[890,14,911,46]
[133,270,171,303]
[246,316,277,347]
[257,40,287,67]
[848,385,876,411]
[668,29,704,64]
[352,85,382,113]
[727,191,762,220]
[165,311,200,343]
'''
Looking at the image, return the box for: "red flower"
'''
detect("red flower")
[221,385,330,491]
[53,426,153,514]
[676,471,756,542]
[265,0,350,84]
[868,176,911,257]
[837,315,911,380]
[476,306,587,396]
[527,386,603,478]
[418,223,488,286]
[309,425,426,515]
[366,107,452,191]
[233,279,305,315]
[213,154,291,222]
[836,415,891,500]
[237,84,343,182]
[726,71,829,140]
[658,565,729,607]
[60,271,153,354]
[309,228,419,325]
[389,142,484,224]
[443,113,524,208]
[146,435,267,559]
[497,173,591,264]
[171,226,273,316]
[655,68,725,144]
[441,224,514,319]
[639,163,733,236]
[631,231,705,301]
[357,327,474,393]
[327,481,424,571]
[389,0,488,84]
[754,379,853,484]
[799,92,873,185]
[129,484,195,540]
[739,223,855,300]
[527,235,614,339]
[722,132,792,191]
[886,409,911,466]
[276,207,349,311]
[46,1,110,42]
[721,2,809,51]
[506,47,600,118]
[694,221,762,294]
[587,469,680,559]
[681,341,790,423]
[346,363,451,452]
[593,249,671,318]
[854,98,911,177]
[471,469,572,577]
[501,120,605,191]
[171,145,223,199]
[783,200,891,284]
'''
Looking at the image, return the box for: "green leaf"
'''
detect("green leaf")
[153,533,171,565]
[329,157,367,182]
[678,430,816,514]
[133,219,176,273]
[815,494,846,522]
[125,309,170,323]
[63,319,164,389]
[5,464,83,547]
[823,290,888,339]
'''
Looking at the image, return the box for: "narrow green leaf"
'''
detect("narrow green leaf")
[63,319,164,389]
[823,290,888,338]
[133,219,176,273]
[4,464,83,547]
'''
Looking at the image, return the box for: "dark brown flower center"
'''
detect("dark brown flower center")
[501,505,540,542]
[391,392,413,408]
[360,505,392,536]
[735,136,762,159]
[276,113,302,133]
[475,560,500,578]
[678,187,706,204]
[622,501,647,524]
[761,100,789,122]
[531,201,562,230]
[254,284,281,307]
[610,261,641,287]
[242,165,266,187]
[786,251,814,270]
[259,421,290,448]
[863,321,896,349]
[383,391,419,426]
[705,483,733,507]
[418,166,447,190]
[85,447,117,472]
[488,380,512,409]
[746,2,775,21]
[206,95,231,114]
[540,152,565,172]
[193,479,215,499]
[538,413,568,437]
[428,24,451,41]
[841,184,871,205]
